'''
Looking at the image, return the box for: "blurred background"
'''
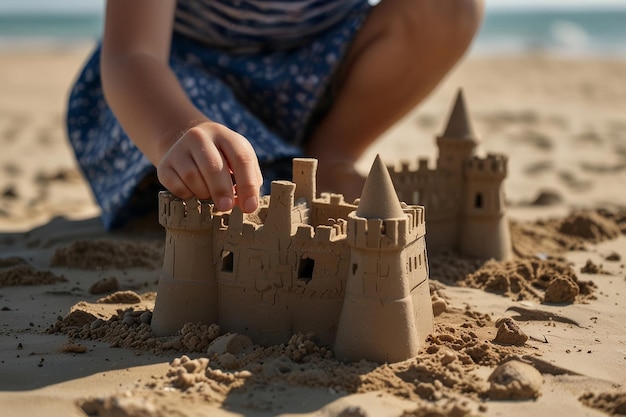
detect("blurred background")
[1,0,625,57]
[1,0,626,230]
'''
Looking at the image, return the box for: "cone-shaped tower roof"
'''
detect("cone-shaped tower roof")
[356,155,406,219]
[441,89,476,140]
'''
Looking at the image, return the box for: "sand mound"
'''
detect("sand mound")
[487,360,543,400]
[89,276,120,294]
[49,305,221,353]
[462,259,595,303]
[49,298,531,413]
[50,239,163,270]
[493,318,528,346]
[96,290,143,304]
[558,210,621,242]
[510,208,626,258]
[0,264,66,287]
[160,331,490,405]
[579,391,626,415]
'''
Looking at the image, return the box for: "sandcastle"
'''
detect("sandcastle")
[152,155,434,364]
[389,90,512,261]
[151,90,511,363]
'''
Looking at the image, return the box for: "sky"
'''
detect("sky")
[0,0,626,13]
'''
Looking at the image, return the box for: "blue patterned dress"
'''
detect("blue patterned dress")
[66,0,373,229]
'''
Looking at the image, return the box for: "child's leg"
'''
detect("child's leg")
[306,0,484,200]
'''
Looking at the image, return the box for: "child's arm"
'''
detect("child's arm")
[100,0,262,213]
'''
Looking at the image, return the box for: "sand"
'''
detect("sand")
[1,46,625,417]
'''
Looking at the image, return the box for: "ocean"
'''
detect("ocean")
[476,8,626,56]
[0,6,625,57]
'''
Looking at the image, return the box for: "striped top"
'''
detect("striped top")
[174,0,369,52]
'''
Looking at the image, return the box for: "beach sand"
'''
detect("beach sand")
[0,47,625,417]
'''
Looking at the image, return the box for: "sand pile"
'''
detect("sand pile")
[51,292,538,417]
[50,239,163,270]
[46,287,539,416]
[0,262,66,287]
[579,391,626,416]
[511,208,626,258]
[462,259,595,303]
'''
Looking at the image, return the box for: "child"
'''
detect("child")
[67,0,483,229]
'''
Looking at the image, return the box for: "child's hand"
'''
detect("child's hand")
[157,121,263,213]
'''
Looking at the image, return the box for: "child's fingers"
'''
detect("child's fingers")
[215,133,262,213]
[157,162,196,200]
[157,121,261,213]
[188,138,236,212]
[157,129,228,205]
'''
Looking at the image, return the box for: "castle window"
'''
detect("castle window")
[474,192,483,209]
[221,250,234,272]
[418,254,422,266]
[298,257,315,284]
[352,263,358,275]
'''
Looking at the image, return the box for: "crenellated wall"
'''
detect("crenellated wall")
[152,171,433,352]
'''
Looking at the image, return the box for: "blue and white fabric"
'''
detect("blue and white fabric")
[66,0,372,229]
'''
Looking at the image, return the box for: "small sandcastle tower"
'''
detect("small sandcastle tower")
[334,156,432,363]
[390,89,512,261]
[151,156,434,363]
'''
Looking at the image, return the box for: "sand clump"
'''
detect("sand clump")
[462,259,594,303]
[579,391,626,416]
[543,276,580,303]
[492,318,528,346]
[580,259,610,275]
[487,360,543,400]
[49,305,221,353]
[50,239,163,270]
[96,290,143,305]
[58,341,88,354]
[510,208,626,258]
[0,264,67,287]
[80,395,166,417]
[89,276,120,294]
[605,251,622,262]
[558,210,622,243]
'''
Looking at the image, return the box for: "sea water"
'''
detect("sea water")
[0,4,625,57]
[475,8,626,57]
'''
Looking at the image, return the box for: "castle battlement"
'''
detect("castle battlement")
[151,89,512,364]
[381,89,511,261]
[390,158,434,180]
[158,193,214,230]
[152,155,434,364]
[465,154,508,178]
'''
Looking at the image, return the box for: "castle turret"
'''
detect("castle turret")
[460,154,512,260]
[334,155,433,363]
[292,158,317,205]
[151,192,217,336]
[436,89,478,174]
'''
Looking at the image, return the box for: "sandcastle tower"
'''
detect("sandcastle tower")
[431,89,479,249]
[334,156,433,363]
[151,196,217,336]
[460,154,512,260]
[389,89,512,261]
